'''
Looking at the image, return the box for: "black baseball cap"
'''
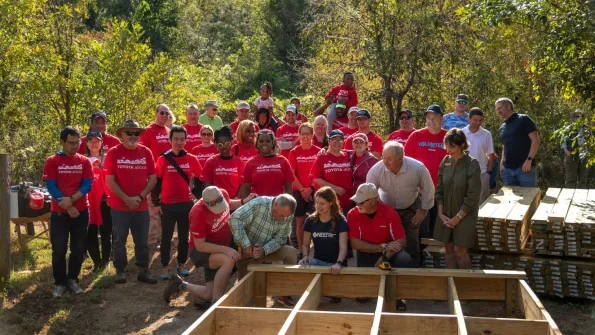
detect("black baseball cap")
[329,129,345,139]
[456,94,469,105]
[86,130,103,139]
[425,104,444,116]
[91,111,108,123]
[399,109,413,117]
[356,109,371,119]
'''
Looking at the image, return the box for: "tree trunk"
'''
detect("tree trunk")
[383,76,395,132]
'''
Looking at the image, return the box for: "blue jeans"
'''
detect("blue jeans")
[326,103,337,132]
[501,166,537,187]
[310,258,335,266]
[111,209,150,271]
[50,210,89,286]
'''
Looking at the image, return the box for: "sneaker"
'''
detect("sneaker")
[52,285,67,298]
[67,279,83,294]
[137,270,158,284]
[161,267,170,280]
[277,296,295,307]
[177,264,190,277]
[163,274,183,303]
[115,271,127,284]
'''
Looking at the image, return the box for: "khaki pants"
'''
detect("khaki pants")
[237,245,297,279]
[565,154,588,189]
[146,193,161,245]
[480,172,491,205]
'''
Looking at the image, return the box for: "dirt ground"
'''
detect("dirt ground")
[1,224,594,335]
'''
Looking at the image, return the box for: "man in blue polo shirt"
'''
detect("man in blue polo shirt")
[496,97,541,187]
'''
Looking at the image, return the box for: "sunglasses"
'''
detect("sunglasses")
[201,133,213,137]
[204,196,224,207]
[217,141,232,148]
[159,111,170,116]
[399,116,412,120]
[356,198,372,206]
[456,100,468,105]
[124,131,141,137]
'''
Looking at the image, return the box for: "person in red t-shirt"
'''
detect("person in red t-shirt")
[231,120,259,164]
[152,126,203,280]
[182,104,203,151]
[314,72,358,132]
[343,109,384,159]
[163,186,255,309]
[104,120,158,285]
[202,126,246,199]
[329,102,350,130]
[238,129,294,198]
[310,129,353,213]
[387,109,416,145]
[404,104,448,241]
[277,104,300,157]
[288,123,321,253]
[285,97,309,125]
[43,126,94,297]
[191,125,219,166]
[230,101,260,139]
[296,115,329,149]
[350,133,379,192]
[339,107,359,137]
[77,111,121,154]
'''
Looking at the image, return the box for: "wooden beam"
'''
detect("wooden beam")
[518,280,562,335]
[447,277,468,335]
[322,274,380,298]
[379,313,458,334]
[219,271,254,307]
[548,188,575,222]
[215,307,290,335]
[465,316,549,335]
[183,272,255,335]
[279,274,323,335]
[395,275,448,300]
[505,278,520,317]
[371,275,386,335]
[531,188,562,222]
[0,154,10,285]
[253,271,267,307]
[296,310,374,335]
[454,277,505,300]
[266,272,315,296]
[384,275,397,313]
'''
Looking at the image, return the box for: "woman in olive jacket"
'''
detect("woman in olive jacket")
[435,128,482,269]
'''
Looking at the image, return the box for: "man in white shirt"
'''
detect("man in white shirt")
[462,107,495,204]
[366,141,434,266]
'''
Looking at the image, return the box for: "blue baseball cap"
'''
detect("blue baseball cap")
[91,111,108,123]
[86,130,103,139]
[356,109,371,119]
[425,104,444,116]
[329,129,345,139]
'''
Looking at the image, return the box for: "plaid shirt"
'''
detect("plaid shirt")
[229,196,293,256]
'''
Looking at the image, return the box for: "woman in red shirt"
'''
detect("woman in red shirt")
[231,120,259,164]
[238,129,294,198]
[288,123,321,255]
[201,126,245,199]
[191,125,219,166]
[350,133,379,192]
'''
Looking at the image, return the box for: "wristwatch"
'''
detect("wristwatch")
[456,213,464,220]
[526,156,533,161]
[138,194,144,200]
[380,244,389,252]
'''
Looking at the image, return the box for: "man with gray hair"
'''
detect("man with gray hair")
[366,141,434,265]
[229,194,298,306]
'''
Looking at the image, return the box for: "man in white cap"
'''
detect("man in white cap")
[230,101,259,138]
[163,186,255,309]
[338,106,360,137]
[276,104,300,157]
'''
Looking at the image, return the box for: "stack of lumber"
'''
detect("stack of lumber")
[475,186,541,253]
[531,188,595,258]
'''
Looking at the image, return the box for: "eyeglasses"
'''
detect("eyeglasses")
[124,131,141,137]
[300,132,313,137]
[217,141,232,148]
[356,198,371,205]
[201,133,213,137]
[204,196,224,207]
[159,111,170,116]
[66,140,81,146]
[399,116,412,120]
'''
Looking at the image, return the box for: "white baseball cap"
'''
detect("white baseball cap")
[350,183,379,203]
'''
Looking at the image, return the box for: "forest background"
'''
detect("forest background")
[0,0,593,188]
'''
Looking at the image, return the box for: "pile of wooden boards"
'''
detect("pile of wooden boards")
[531,188,595,258]
[475,187,541,253]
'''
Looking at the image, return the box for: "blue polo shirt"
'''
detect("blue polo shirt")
[499,113,537,169]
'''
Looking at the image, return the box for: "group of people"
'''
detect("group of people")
[44,72,554,309]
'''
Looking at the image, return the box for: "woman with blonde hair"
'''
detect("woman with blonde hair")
[191,125,218,166]
[231,120,259,163]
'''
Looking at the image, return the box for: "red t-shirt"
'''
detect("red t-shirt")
[404,128,447,186]
[276,123,300,157]
[296,113,308,125]
[230,120,260,140]
[139,123,171,162]
[339,126,358,137]
[232,143,259,164]
[104,144,156,211]
[347,202,405,244]
[343,131,384,155]
[201,155,244,198]
[189,189,232,249]
[288,145,321,190]
[387,129,416,145]
[325,84,358,108]
[182,123,203,151]
[242,155,294,196]
[331,116,349,130]
[309,151,353,209]
[155,153,203,204]
[77,133,121,154]
[191,144,219,167]
[43,153,93,213]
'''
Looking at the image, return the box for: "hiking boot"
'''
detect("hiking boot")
[67,279,83,294]
[164,274,183,303]
[177,264,190,277]
[137,270,158,284]
[52,285,67,298]
[114,271,127,284]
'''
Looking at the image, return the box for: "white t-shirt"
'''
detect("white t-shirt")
[254,97,274,110]
[463,126,494,174]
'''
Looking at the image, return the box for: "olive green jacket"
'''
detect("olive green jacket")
[435,153,482,222]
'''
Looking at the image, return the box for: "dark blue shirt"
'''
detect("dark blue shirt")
[499,113,537,169]
[303,216,348,264]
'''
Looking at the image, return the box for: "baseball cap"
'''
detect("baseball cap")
[350,183,379,204]
[91,111,108,123]
[356,109,371,119]
[348,107,359,114]
[456,94,469,105]
[86,130,103,140]
[329,129,345,139]
[335,103,347,109]
[202,186,229,214]
[352,133,368,143]
[286,104,297,114]
[399,109,413,117]
[236,101,250,110]
[425,104,444,116]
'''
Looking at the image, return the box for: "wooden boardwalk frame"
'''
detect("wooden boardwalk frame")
[183,265,562,335]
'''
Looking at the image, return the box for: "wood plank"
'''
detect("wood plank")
[506,188,540,223]
[219,271,254,307]
[465,317,549,335]
[531,188,562,222]
[454,277,505,301]
[253,271,267,307]
[371,275,386,335]
[565,189,595,225]
[379,313,458,335]
[490,187,528,221]
[448,277,468,335]
[215,307,290,335]
[518,280,562,335]
[548,188,575,222]
[279,274,323,335]
[321,274,380,298]
[478,194,502,219]
[267,272,315,296]
[505,278,520,317]
[395,275,447,300]
[384,275,397,313]
[296,310,374,335]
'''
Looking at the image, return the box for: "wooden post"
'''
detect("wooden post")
[0,154,11,285]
